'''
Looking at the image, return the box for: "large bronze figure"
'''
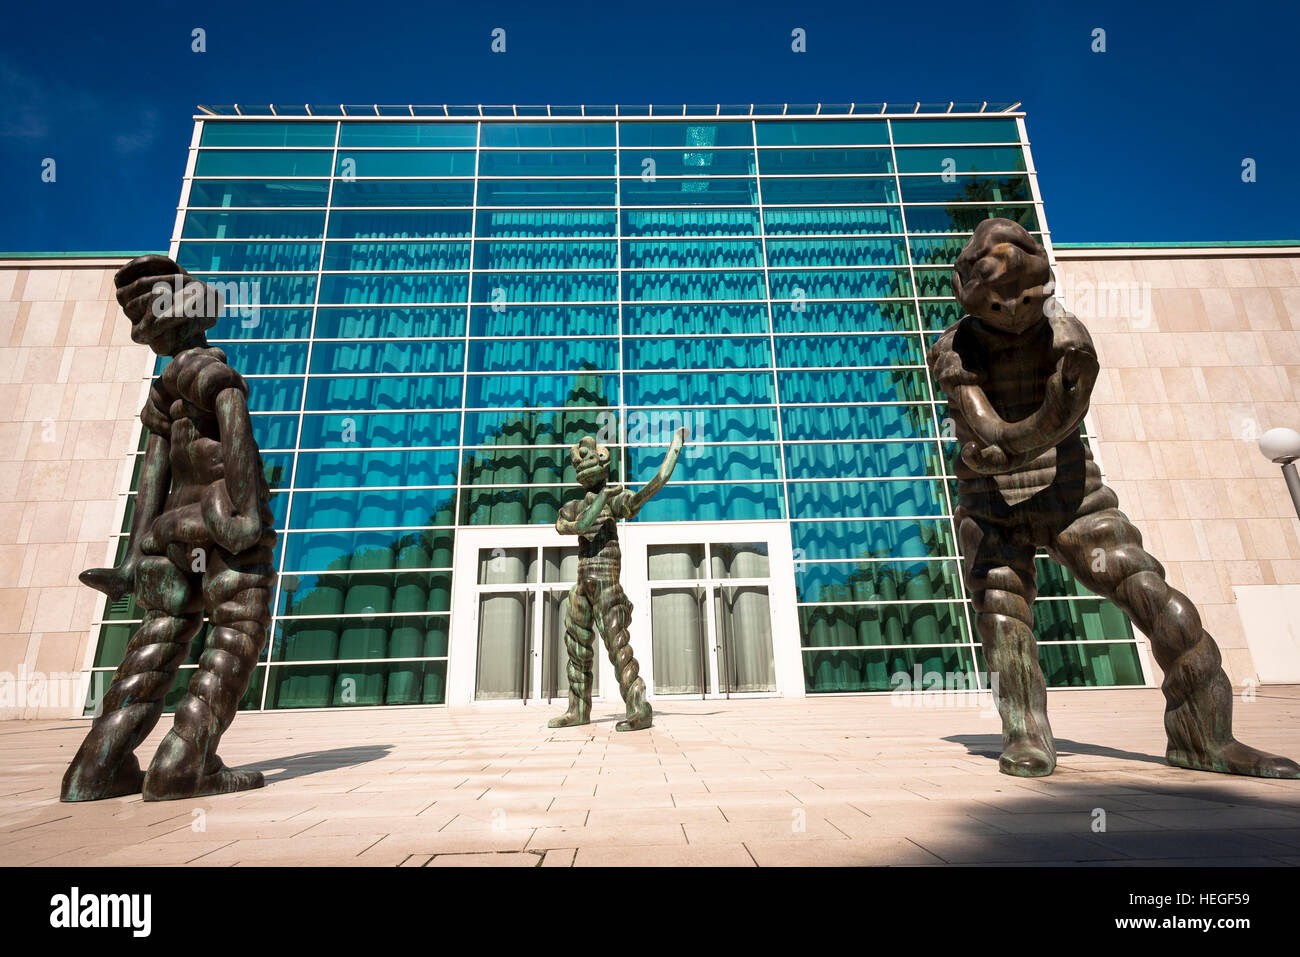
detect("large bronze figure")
[548,428,686,731]
[62,256,277,802]
[929,219,1300,779]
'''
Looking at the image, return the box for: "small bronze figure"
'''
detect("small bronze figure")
[928,219,1299,779]
[548,428,686,731]
[62,256,277,802]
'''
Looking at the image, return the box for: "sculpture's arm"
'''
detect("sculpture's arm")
[555,490,609,535]
[199,386,266,555]
[625,427,687,517]
[993,313,1099,458]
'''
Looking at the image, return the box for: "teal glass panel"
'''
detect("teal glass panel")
[803,645,972,694]
[632,482,784,522]
[782,404,934,441]
[322,241,470,270]
[177,241,320,272]
[469,337,616,372]
[623,303,767,335]
[182,210,326,239]
[890,118,1019,144]
[314,306,465,338]
[289,488,457,530]
[190,273,316,307]
[331,180,475,206]
[757,148,892,174]
[894,146,1027,173]
[195,150,334,177]
[759,178,897,205]
[462,446,619,487]
[796,559,961,603]
[327,209,473,238]
[471,271,618,303]
[460,485,586,525]
[303,375,462,411]
[792,518,956,561]
[334,151,475,177]
[479,124,615,147]
[913,269,954,298]
[918,300,964,331]
[475,209,617,237]
[904,204,1039,233]
[266,659,448,708]
[474,240,617,270]
[628,444,780,483]
[637,406,776,442]
[780,368,930,403]
[768,268,911,299]
[277,576,451,618]
[217,342,307,375]
[309,340,464,375]
[478,180,616,206]
[765,237,907,267]
[470,305,618,338]
[478,150,616,176]
[280,528,456,573]
[784,440,944,480]
[755,120,888,146]
[909,236,970,266]
[618,122,753,147]
[292,448,461,488]
[975,642,1144,688]
[1033,599,1135,643]
[763,206,903,235]
[317,272,467,304]
[622,239,763,269]
[200,122,336,147]
[624,336,771,370]
[466,373,619,408]
[625,371,773,405]
[621,178,758,206]
[799,601,968,646]
[775,334,925,367]
[238,378,303,412]
[251,413,299,450]
[898,175,1032,204]
[619,149,755,175]
[298,411,461,448]
[1035,559,1096,598]
[336,123,477,147]
[788,479,947,520]
[772,300,916,334]
[463,410,614,446]
[623,270,765,301]
[622,208,759,236]
[188,180,330,207]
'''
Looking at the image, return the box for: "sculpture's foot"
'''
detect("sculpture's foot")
[547,708,590,729]
[1167,739,1300,779]
[60,752,145,803]
[998,736,1056,777]
[615,702,652,732]
[142,731,264,802]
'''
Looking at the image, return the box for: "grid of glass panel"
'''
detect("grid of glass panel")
[86,108,1142,712]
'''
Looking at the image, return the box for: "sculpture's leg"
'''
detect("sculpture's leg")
[61,556,201,802]
[1051,506,1300,778]
[597,583,651,731]
[959,516,1056,777]
[548,582,596,728]
[143,539,274,800]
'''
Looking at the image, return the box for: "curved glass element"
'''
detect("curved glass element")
[782,404,934,441]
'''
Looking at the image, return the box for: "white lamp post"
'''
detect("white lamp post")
[1259,427,1300,520]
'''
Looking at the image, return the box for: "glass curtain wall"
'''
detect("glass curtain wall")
[85,108,1143,713]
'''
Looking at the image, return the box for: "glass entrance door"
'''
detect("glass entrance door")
[647,541,777,698]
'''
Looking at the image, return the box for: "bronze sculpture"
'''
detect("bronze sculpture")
[62,256,277,802]
[928,218,1300,779]
[548,429,686,731]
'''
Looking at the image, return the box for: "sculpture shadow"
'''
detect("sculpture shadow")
[242,745,393,784]
[946,733,1169,767]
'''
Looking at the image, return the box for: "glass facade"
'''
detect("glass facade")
[87,106,1142,713]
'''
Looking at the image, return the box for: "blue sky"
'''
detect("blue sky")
[2,0,1295,251]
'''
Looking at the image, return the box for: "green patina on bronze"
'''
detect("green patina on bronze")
[547,429,686,731]
[930,219,1300,779]
[62,256,277,803]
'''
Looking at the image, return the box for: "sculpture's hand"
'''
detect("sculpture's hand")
[201,478,262,555]
[78,563,136,602]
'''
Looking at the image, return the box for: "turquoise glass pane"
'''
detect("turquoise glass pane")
[796,559,961,603]
[251,414,299,449]
[336,123,477,147]
[632,482,783,521]
[624,336,771,370]
[894,146,1026,173]
[200,122,336,147]
[779,368,930,403]
[788,479,947,519]
[480,124,614,147]
[913,269,954,298]
[784,440,944,479]
[314,306,465,338]
[918,300,964,331]
[768,269,911,299]
[327,209,473,238]
[758,148,892,174]
[899,175,1032,204]
[267,659,448,708]
[621,179,758,206]
[239,377,303,412]
[298,411,461,448]
[470,305,618,338]
[280,528,456,573]
[983,642,1144,688]
[890,118,1019,144]
[772,300,916,334]
[293,449,461,488]
[623,303,767,335]
[190,273,316,306]
[459,485,586,525]
[335,151,475,177]
[476,209,617,237]
[800,601,968,646]
[462,446,618,487]
[471,272,617,303]
[277,577,451,617]
[1035,559,1096,598]
[775,334,925,367]
[463,410,613,446]
[474,241,617,270]
[759,178,897,205]
[618,122,753,147]
[182,210,326,239]
[765,237,907,267]
[620,150,755,175]
[304,375,463,411]
[466,373,619,408]
[217,342,307,375]
[904,204,1038,233]
[478,150,616,176]
[309,340,464,374]
[792,518,956,561]
[469,338,616,372]
[628,444,780,483]
[331,181,474,206]
[803,645,972,694]
[195,150,334,177]
[322,241,470,270]
[622,208,759,236]
[188,180,329,207]
[1033,599,1135,643]
[782,404,934,441]
[317,272,467,304]
[763,206,903,235]
[622,239,763,269]
[625,371,773,405]
[623,270,765,301]
[177,241,320,272]
[755,120,888,145]
[478,180,616,206]
[290,488,458,529]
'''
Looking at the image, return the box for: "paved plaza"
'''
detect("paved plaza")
[3,687,1300,866]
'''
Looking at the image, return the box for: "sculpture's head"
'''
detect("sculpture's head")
[953,218,1056,334]
[569,436,611,491]
[115,255,221,356]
